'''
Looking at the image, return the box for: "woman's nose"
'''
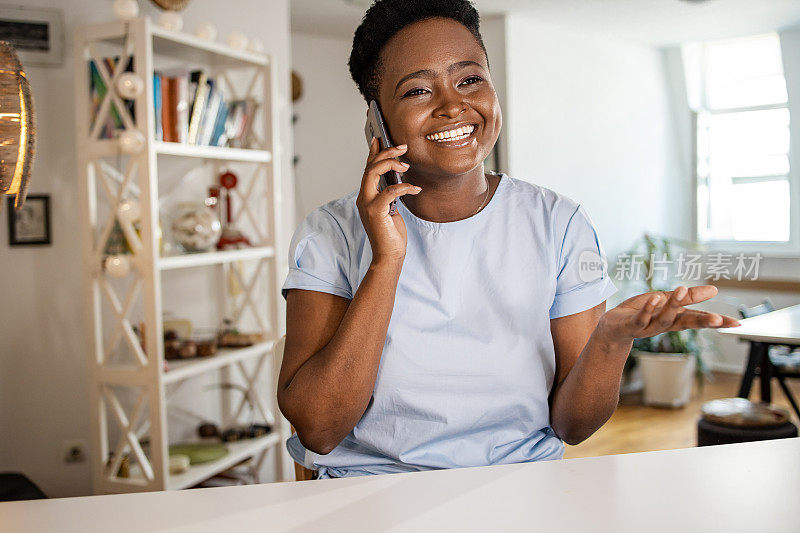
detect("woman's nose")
[434,89,467,119]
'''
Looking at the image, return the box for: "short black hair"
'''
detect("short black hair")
[348,0,486,104]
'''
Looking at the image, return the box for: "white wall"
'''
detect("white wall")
[504,15,689,262]
[291,32,366,220]
[0,0,293,498]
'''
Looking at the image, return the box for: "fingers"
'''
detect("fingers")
[367,141,407,166]
[361,144,409,204]
[633,293,662,329]
[670,309,741,330]
[651,286,688,329]
[680,285,718,305]
[620,290,667,309]
[376,183,421,206]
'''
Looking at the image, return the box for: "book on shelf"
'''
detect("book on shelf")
[153,73,163,141]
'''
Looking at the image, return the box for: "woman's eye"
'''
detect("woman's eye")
[460,75,483,86]
[403,87,428,98]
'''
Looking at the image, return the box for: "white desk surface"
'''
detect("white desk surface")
[718,303,800,344]
[3,438,800,533]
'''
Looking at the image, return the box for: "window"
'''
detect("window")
[683,34,792,246]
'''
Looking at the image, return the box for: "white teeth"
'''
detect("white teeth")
[426,125,475,142]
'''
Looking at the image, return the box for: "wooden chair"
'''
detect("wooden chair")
[273,335,317,481]
[737,299,800,419]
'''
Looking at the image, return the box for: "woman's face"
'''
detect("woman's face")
[377,17,502,179]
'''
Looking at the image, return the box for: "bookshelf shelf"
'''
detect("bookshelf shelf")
[75,16,290,495]
[162,340,275,385]
[82,20,269,68]
[151,26,269,68]
[167,433,281,491]
[154,141,272,162]
[159,246,275,270]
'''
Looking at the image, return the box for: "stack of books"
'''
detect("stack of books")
[89,59,256,149]
[154,70,256,148]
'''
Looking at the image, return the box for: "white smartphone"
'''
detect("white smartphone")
[364,100,403,215]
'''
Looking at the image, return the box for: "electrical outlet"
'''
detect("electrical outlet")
[62,440,87,464]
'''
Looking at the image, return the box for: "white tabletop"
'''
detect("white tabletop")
[3,438,800,532]
[718,303,800,344]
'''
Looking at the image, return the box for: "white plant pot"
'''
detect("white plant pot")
[634,350,696,407]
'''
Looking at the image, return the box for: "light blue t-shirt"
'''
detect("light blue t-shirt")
[281,174,616,479]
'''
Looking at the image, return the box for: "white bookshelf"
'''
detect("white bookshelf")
[74,17,290,494]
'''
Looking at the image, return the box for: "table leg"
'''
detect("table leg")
[760,343,773,404]
[776,376,800,421]
[738,342,760,399]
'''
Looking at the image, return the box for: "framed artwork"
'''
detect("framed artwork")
[0,6,64,66]
[8,194,51,246]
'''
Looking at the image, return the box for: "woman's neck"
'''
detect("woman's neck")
[399,166,495,223]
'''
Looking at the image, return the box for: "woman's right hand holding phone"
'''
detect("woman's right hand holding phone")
[356,137,421,265]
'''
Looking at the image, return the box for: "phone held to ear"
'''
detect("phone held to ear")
[364,100,403,215]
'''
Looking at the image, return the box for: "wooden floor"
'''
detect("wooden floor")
[563,371,800,459]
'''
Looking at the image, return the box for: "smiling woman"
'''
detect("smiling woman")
[277,0,740,480]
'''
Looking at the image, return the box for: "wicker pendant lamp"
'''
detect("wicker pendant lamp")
[0,41,35,210]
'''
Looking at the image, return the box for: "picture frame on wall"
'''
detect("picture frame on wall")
[8,195,51,246]
[0,6,64,66]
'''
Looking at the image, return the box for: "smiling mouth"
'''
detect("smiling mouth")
[425,124,477,147]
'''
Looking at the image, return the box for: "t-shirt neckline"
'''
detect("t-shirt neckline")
[398,173,507,229]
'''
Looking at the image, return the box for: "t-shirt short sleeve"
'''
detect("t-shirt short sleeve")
[282,208,353,300]
[549,204,617,319]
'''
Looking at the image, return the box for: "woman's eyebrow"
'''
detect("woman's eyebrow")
[394,60,485,93]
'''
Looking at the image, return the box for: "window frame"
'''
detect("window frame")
[690,34,800,257]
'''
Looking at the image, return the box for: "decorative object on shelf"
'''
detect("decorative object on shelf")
[171,202,222,253]
[106,453,131,478]
[194,22,217,41]
[158,11,184,32]
[197,423,219,438]
[116,198,145,254]
[291,70,303,102]
[149,0,192,10]
[247,38,265,54]
[220,424,272,443]
[168,454,190,474]
[117,198,141,226]
[112,0,140,21]
[103,255,132,278]
[201,382,273,442]
[0,41,36,211]
[226,31,248,50]
[168,443,228,465]
[217,319,265,348]
[217,330,265,348]
[216,171,252,250]
[118,129,146,154]
[7,194,50,246]
[0,6,64,67]
[115,72,144,99]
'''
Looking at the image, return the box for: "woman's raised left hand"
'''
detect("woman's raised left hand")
[596,285,741,345]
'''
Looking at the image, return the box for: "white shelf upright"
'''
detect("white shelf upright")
[74,17,289,494]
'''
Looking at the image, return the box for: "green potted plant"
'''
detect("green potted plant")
[616,234,709,406]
